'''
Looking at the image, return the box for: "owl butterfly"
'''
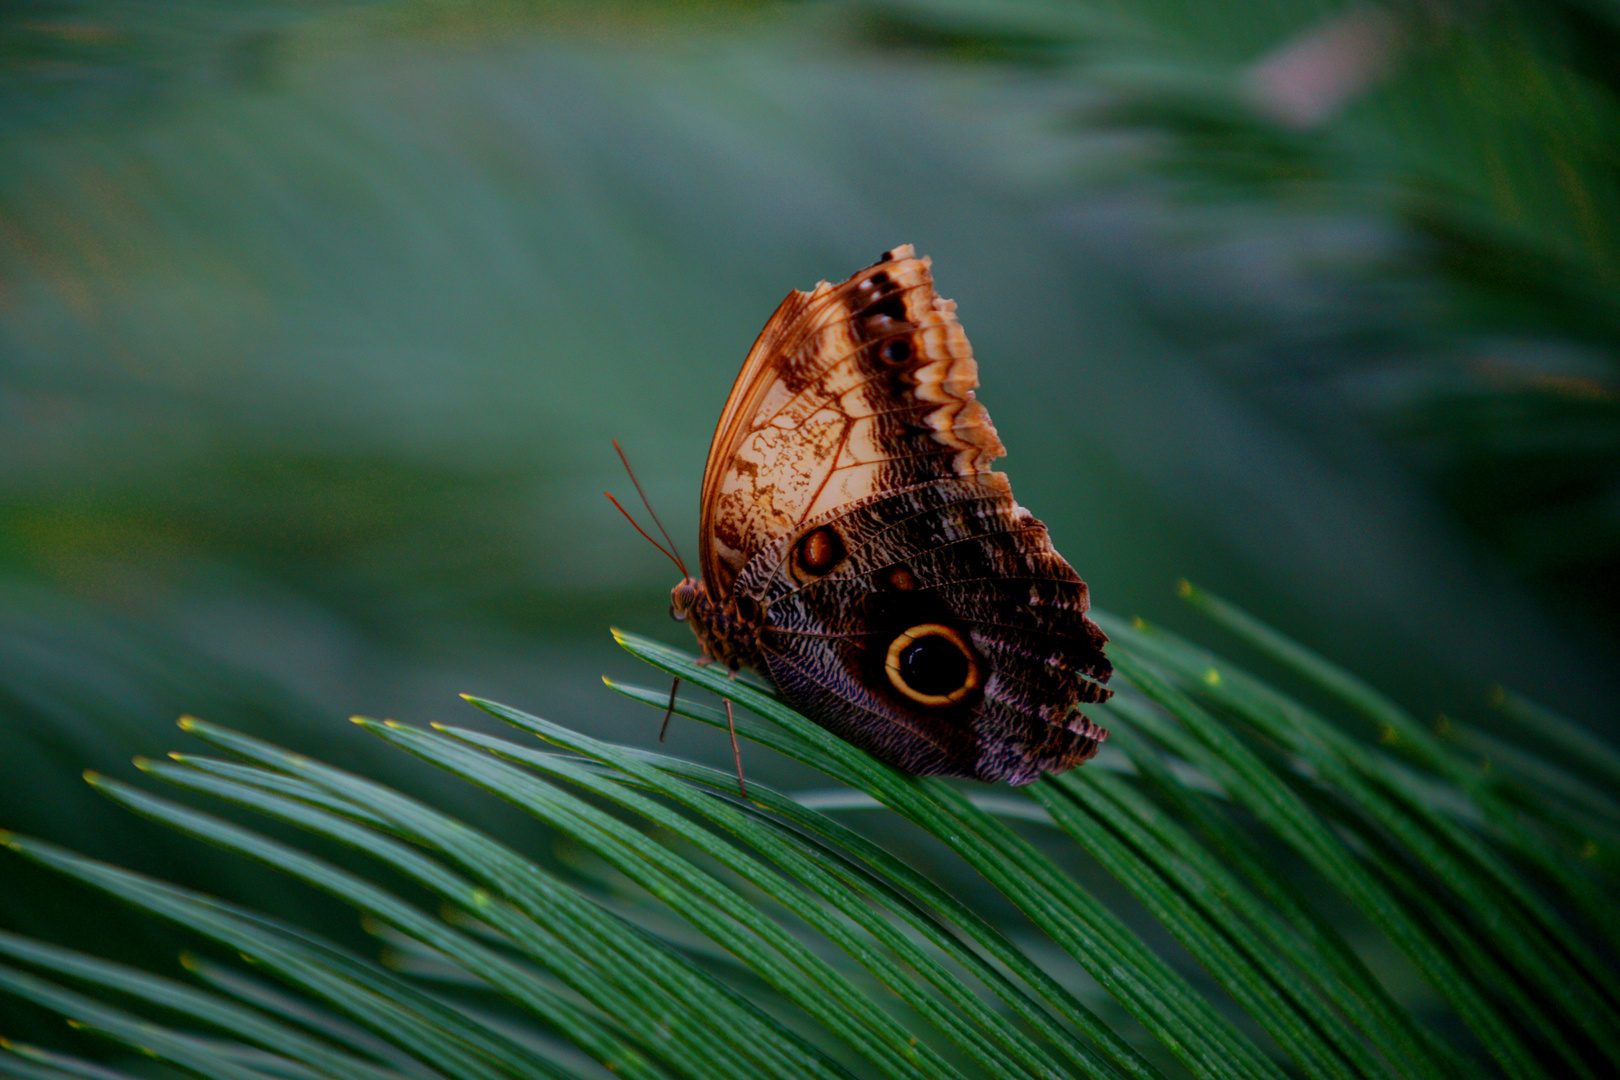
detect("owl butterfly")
[650,245,1111,786]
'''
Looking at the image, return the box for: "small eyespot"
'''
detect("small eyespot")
[884,623,981,707]
[885,566,918,591]
[877,337,912,365]
[793,526,846,579]
[865,295,907,322]
[734,595,762,625]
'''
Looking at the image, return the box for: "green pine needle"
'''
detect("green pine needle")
[3,591,1614,1080]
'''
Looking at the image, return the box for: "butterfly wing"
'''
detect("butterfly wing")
[736,477,1110,782]
[698,245,1004,595]
[698,246,1111,783]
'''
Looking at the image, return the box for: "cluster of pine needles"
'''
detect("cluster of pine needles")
[1,586,1614,1080]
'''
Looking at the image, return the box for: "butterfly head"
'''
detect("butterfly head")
[670,575,765,674]
[669,577,700,623]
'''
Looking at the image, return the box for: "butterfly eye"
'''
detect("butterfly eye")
[884,623,982,707]
[669,578,699,622]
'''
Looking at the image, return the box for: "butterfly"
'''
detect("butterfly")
[650,245,1112,786]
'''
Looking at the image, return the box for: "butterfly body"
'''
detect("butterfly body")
[673,246,1111,784]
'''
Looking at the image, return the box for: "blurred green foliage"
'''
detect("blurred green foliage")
[1,0,1617,1057]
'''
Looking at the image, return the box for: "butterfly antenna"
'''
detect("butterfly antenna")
[605,492,686,577]
[612,438,689,579]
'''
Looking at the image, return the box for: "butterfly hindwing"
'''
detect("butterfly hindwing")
[733,476,1112,783]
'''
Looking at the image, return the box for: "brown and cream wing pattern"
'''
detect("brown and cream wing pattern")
[697,245,1005,595]
[686,245,1113,784]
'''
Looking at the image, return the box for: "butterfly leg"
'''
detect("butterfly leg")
[662,656,713,741]
[658,676,682,742]
[669,661,746,796]
[724,696,746,799]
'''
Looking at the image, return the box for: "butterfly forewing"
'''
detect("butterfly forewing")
[698,246,1003,593]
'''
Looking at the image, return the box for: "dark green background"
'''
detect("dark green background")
[3,0,1616,1020]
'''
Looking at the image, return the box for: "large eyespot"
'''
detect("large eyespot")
[884,623,982,707]
[792,526,846,581]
